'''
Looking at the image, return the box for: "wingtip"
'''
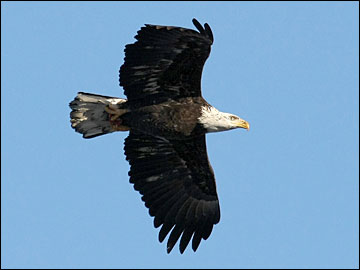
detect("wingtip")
[192,18,204,34]
[204,23,214,42]
[167,244,174,254]
[192,18,213,43]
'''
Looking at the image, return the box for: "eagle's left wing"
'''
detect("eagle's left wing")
[124,131,220,253]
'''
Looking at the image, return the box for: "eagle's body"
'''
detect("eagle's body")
[70,19,249,254]
[124,97,208,138]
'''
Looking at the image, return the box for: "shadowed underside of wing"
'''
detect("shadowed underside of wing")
[120,19,214,109]
[124,132,220,253]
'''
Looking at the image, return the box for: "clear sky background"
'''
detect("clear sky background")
[2,2,359,269]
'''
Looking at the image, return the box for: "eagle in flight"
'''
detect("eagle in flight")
[70,18,249,254]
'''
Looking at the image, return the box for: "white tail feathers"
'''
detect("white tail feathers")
[69,92,127,138]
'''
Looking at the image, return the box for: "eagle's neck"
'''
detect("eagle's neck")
[198,105,237,133]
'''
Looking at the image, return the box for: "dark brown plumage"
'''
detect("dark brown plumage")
[124,133,219,253]
[117,19,220,253]
[69,18,249,254]
[120,18,213,108]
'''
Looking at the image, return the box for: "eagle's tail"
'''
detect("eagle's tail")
[69,92,128,139]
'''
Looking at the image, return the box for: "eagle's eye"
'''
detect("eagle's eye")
[229,115,238,121]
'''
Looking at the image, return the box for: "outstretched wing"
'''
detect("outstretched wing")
[120,18,214,109]
[124,132,220,253]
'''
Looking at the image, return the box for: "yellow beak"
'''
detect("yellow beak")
[237,119,250,130]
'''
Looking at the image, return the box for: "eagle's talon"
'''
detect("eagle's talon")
[104,104,130,131]
[105,104,127,121]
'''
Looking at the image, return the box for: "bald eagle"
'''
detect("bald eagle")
[69,18,249,254]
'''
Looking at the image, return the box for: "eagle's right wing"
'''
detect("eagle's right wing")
[120,19,213,109]
[124,131,220,253]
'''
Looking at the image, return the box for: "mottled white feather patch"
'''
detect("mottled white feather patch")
[145,176,160,182]
[70,92,127,138]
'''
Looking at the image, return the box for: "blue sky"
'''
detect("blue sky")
[2,2,359,269]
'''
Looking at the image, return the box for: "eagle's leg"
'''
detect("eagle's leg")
[105,104,130,131]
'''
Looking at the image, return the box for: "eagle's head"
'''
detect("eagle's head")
[199,106,250,133]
